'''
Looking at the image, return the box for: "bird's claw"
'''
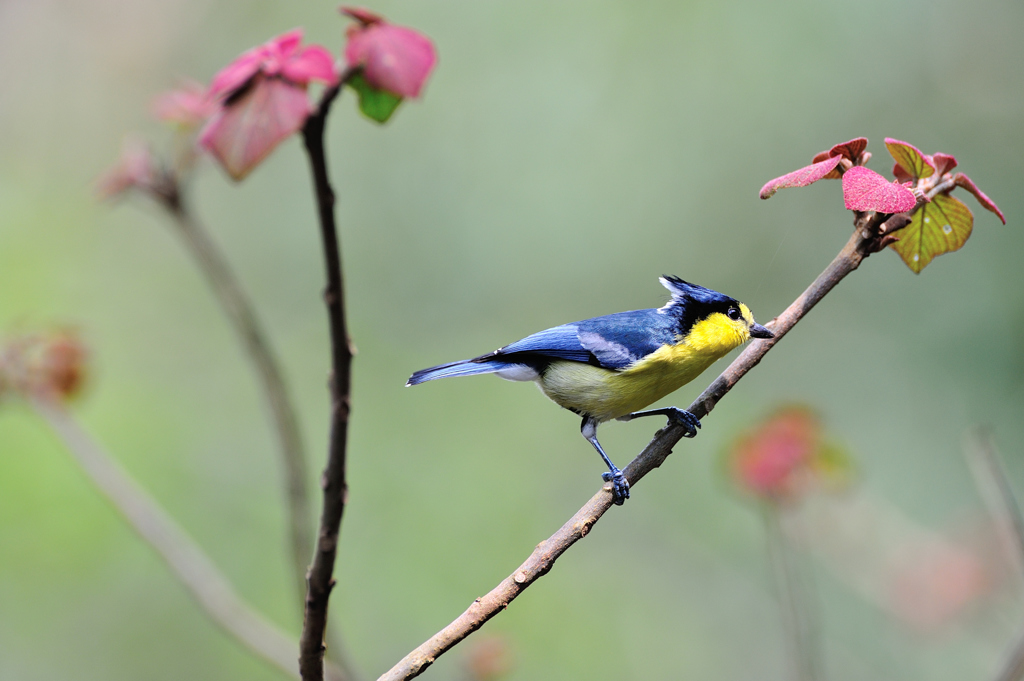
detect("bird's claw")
[666,407,701,438]
[602,468,630,505]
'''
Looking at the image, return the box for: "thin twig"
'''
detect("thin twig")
[30,396,335,680]
[298,69,357,681]
[380,221,887,681]
[161,195,314,606]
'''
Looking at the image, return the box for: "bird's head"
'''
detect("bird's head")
[659,276,773,354]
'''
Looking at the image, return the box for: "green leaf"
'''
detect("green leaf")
[885,138,935,180]
[348,73,403,123]
[890,194,973,273]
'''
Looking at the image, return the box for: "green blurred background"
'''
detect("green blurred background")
[2,0,1023,679]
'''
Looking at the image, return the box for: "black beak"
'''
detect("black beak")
[749,322,774,339]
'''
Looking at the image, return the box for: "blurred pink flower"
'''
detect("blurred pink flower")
[152,80,218,129]
[199,29,339,180]
[96,137,156,199]
[729,403,847,499]
[887,538,990,631]
[342,7,437,98]
[207,29,338,100]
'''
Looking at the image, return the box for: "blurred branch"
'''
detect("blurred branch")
[380,211,903,681]
[29,396,335,680]
[160,194,313,606]
[965,428,1024,573]
[764,506,821,681]
[298,67,358,681]
[965,430,1024,681]
[996,641,1024,681]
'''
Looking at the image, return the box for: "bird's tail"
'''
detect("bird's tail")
[406,359,509,386]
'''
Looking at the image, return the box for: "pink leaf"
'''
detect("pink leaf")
[199,77,312,180]
[208,29,334,100]
[209,48,269,100]
[932,152,957,176]
[842,166,917,213]
[271,29,303,61]
[809,138,869,180]
[759,155,842,199]
[151,80,218,128]
[892,162,914,184]
[810,151,843,180]
[885,138,935,180]
[827,137,868,162]
[954,173,1006,224]
[96,137,155,199]
[341,6,385,26]
[281,45,339,86]
[345,23,437,98]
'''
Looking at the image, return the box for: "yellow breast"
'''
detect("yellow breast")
[536,312,750,422]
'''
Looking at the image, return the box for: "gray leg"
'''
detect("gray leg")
[581,416,629,505]
[620,406,700,438]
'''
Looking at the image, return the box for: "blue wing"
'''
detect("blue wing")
[486,309,679,371]
[408,308,682,385]
[492,324,593,363]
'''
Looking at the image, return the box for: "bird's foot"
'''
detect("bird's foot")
[665,407,701,438]
[601,467,630,505]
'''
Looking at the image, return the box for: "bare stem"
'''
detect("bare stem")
[162,196,313,606]
[30,396,329,680]
[298,70,357,681]
[379,222,888,681]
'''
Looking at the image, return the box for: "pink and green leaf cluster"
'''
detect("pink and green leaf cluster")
[759,136,1006,274]
[760,136,916,214]
[884,138,1005,273]
[199,30,338,180]
[341,7,437,123]
[118,13,438,183]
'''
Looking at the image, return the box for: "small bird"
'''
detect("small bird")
[407,276,773,505]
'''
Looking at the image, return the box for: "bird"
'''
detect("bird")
[407,276,774,505]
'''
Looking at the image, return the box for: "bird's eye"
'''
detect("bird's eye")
[727,307,741,320]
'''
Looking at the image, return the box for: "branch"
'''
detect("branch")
[160,195,313,606]
[29,396,331,680]
[380,219,892,681]
[298,69,357,681]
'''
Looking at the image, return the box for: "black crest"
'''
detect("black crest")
[659,275,739,334]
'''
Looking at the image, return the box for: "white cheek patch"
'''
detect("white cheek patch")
[494,364,540,382]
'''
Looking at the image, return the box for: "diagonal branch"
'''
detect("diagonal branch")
[298,68,358,681]
[30,396,333,680]
[379,219,894,681]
